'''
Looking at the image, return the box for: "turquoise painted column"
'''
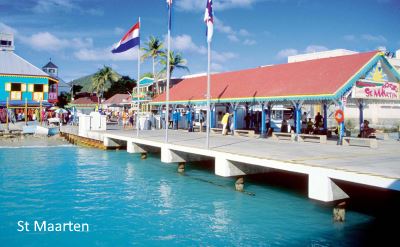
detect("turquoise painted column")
[267,105,271,132]
[295,103,301,134]
[261,103,266,135]
[323,103,328,131]
[339,102,345,145]
[210,104,215,128]
[233,105,237,130]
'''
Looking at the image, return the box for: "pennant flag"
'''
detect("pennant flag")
[167,0,172,30]
[204,0,213,42]
[112,22,140,53]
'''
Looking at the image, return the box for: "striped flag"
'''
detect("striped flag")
[111,22,140,53]
[204,0,213,42]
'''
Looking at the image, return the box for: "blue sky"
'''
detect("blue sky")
[1,0,399,82]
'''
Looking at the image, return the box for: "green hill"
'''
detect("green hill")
[69,70,121,93]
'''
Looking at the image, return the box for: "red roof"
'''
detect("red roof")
[103,94,131,105]
[152,51,379,103]
[71,96,98,105]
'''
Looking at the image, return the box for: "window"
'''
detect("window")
[34,84,44,92]
[11,83,21,91]
[10,83,22,100]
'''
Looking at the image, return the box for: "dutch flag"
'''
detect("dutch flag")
[112,21,140,53]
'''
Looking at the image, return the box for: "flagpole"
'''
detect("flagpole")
[165,3,171,143]
[206,40,211,148]
[136,17,141,137]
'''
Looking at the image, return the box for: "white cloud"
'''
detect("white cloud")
[21,32,70,51]
[276,49,298,59]
[33,0,103,16]
[214,17,253,45]
[276,45,329,60]
[243,39,256,46]
[33,0,75,13]
[19,32,93,52]
[344,34,387,43]
[212,51,237,63]
[114,27,124,35]
[176,0,258,11]
[0,22,18,35]
[170,34,207,54]
[74,46,140,61]
[227,35,239,42]
[361,34,387,43]
[211,62,224,71]
[376,46,387,52]
[304,45,328,53]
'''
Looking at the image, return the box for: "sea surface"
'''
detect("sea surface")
[0,144,397,246]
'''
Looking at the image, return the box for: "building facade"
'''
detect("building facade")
[0,32,58,106]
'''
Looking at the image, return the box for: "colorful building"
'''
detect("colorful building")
[0,32,58,107]
[151,51,400,136]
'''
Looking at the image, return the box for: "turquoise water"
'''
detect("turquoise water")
[0,145,394,246]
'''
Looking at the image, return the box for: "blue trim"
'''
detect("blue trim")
[112,37,140,53]
[359,102,364,131]
[381,56,400,81]
[261,104,266,134]
[323,103,328,130]
[333,54,381,98]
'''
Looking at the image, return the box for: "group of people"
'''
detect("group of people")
[280,112,326,134]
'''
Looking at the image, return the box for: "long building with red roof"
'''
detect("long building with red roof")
[151,51,399,105]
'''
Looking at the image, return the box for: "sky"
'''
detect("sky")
[1,0,400,82]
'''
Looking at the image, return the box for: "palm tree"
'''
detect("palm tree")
[141,36,164,94]
[160,50,189,81]
[91,66,119,106]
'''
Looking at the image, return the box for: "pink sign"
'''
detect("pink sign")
[353,81,399,100]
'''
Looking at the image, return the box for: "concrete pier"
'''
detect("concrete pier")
[60,127,400,202]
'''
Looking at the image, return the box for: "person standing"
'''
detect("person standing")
[221,112,230,135]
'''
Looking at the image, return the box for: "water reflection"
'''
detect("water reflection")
[210,201,231,232]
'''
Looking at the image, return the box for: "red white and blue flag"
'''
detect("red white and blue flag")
[112,21,140,53]
[204,0,213,42]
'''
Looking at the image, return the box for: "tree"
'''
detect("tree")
[141,36,164,94]
[160,50,189,80]
[104,76,136,99]
[91,66,119,106]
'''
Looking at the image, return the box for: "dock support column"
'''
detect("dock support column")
[104,137,121,148]
[308,172,349,202]
[235,177,244,192]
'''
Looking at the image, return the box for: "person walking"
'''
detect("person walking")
[221,112,230,135]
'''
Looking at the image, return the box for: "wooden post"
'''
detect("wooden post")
[40,100,42,125]
[25,98,28,125]
[6,97,9,130]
